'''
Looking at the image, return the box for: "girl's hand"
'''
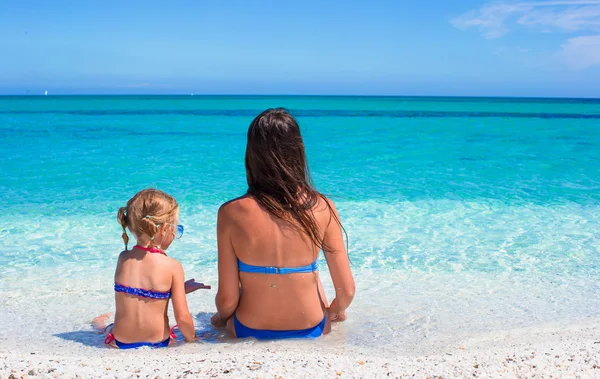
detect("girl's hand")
[184,279,211,294]
[211,313,227,328]
[328,298,348,322]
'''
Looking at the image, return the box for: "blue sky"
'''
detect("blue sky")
[1,0,599,97]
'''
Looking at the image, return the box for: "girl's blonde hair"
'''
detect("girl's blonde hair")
[116,189,179,249]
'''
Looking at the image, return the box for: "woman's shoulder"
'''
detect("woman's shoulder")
[218,194,258,216]
[314,194,338,214]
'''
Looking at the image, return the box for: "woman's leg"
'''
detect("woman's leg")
[226,316,237,338]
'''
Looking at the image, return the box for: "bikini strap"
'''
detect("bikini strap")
[104,333,115,345]
[133,244,167,255]
[238,258,318,274]
[170,324,178,340]
[103,323,115,345]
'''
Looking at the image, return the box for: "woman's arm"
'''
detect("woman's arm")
[170,260,196,342]
[322,198,355,321]
[214,204,240,323]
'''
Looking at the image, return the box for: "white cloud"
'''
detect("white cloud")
[451,3,531,38]
[517,4,600,31]
[559,34,600,68]
[451,1,600,38]
[451,1,600,68]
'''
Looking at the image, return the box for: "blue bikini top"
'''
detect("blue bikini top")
[238,258,319,274]
[114,282,171,299]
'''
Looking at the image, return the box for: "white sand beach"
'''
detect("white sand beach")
[2,266,600,378]
[2,320,599,378]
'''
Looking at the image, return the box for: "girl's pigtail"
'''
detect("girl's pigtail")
[117,207,130,250]
[138,215,159,244]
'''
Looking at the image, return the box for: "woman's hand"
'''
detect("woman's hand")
[185,279,211,294]
[211,313,227,328]
[328,298,347,322]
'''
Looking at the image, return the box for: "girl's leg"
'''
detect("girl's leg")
[92,313,117,347]
[92,313,112,333]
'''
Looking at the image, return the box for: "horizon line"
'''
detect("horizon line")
[1,93,600,100]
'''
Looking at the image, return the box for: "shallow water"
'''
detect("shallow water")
[1,95,599,354]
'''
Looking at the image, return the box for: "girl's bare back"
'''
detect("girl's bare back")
[112,249,175,343]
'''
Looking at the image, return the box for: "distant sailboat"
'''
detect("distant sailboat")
[44,90,48,96]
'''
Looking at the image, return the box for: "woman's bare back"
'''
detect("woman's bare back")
[221,195,332,330]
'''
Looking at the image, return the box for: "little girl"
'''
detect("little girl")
[93,189,209,349]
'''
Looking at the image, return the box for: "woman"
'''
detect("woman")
[211,108,355,339]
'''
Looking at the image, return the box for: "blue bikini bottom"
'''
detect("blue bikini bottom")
[104,323,172,349]
[114,337,170,349]
[233,313,326,340]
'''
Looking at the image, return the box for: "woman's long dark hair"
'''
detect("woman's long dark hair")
[245,108,344,252]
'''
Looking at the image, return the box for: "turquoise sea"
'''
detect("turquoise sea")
[1,95,599,354]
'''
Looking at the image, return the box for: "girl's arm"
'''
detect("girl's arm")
[170,260,196,342]
[214,204,240,322]
[322,198,355,321]
[114,251,126,281]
